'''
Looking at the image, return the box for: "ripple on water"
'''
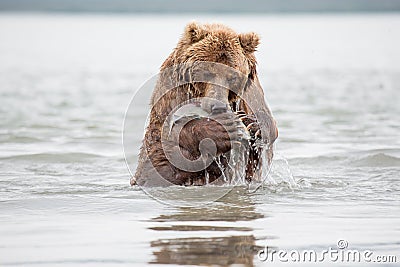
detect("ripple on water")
[0,152,105,163]
[350,153,400,167]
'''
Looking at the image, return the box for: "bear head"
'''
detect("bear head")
[160,22,261,115]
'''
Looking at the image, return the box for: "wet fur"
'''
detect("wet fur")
[133,22,277,187]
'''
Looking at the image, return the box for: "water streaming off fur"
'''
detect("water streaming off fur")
[166,102,297,191]
[1,13,399,266]
[145,145,298,206]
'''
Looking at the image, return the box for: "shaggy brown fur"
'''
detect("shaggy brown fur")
[133,22,278,187]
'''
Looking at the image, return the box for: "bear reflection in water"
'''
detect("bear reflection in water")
[148,188,274,266]
[151,235,260,266]
[133,22,278,187]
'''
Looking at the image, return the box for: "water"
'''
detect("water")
[1,13,400,266]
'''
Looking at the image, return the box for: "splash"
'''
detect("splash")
[267,152,298,188]
[247,150,300,193]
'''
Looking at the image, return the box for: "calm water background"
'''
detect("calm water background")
[0,13,399,266]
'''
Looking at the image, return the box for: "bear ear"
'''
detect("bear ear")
[239,32,260,54]
[184,21,206,44]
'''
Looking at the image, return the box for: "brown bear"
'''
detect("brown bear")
[132,22,278,187]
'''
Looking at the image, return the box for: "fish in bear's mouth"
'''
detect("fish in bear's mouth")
[168,98,252,143]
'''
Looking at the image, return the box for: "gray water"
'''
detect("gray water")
[0,13,399,266]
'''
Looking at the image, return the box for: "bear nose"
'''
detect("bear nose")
[211,102,228,114]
